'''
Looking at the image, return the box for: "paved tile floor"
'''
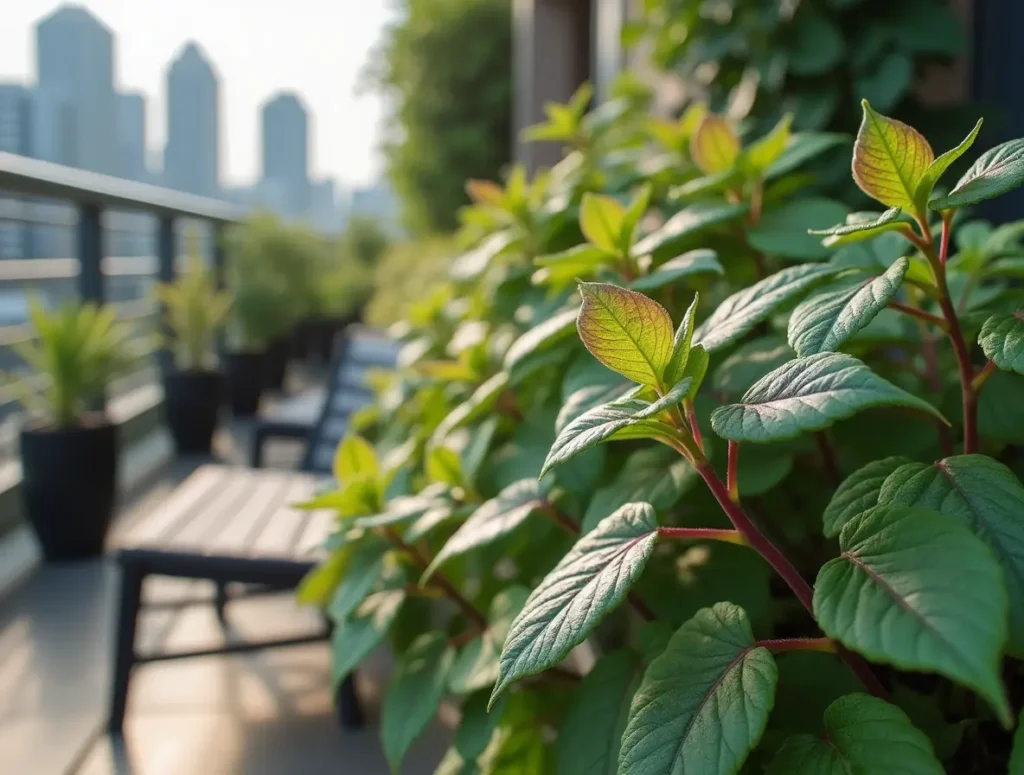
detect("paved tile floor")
[0,385,450,774]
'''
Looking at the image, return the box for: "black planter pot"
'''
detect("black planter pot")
[162,370,224,455]
[264,336,290,392]
[20,422,117,561]
[226,350,266,417]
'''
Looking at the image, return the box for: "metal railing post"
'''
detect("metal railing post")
[77,203,104,304]
[157,216,176,375]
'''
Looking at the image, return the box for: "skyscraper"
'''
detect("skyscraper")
[116,91,147,182]
[35,4,117,173]
[0,84,34,259]
[261,92,309,216]
[164,42,219,196]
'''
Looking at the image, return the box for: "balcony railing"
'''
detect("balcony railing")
[0,152,242,460]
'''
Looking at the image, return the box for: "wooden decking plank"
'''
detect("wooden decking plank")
[248,476,317,558]
[205,472,295,556]
[166,470,257,551]
[120,467,223,548]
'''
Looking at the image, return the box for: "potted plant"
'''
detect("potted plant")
[154,255,231,454]
[7,299,140,560]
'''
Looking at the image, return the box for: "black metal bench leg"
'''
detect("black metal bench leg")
[214,581,229,626]
[108,563,145,734]
[336,673,364,729]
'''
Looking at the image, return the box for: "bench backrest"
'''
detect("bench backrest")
[300,327,401,474]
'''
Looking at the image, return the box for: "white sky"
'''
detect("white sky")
[0,0,395,188]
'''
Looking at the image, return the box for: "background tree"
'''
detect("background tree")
[363,0,512,235]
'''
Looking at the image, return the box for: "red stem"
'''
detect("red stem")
[383,528,488,630]
[684,399,704,452]
[695,461,887,697]
[657,526,746,545]
[759,637,836,654]
[888,301,947,329]
[727,441,740,503]
[939,215,952,266]
[972,360,998,392]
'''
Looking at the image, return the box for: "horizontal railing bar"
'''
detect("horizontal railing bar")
[0,153,241,223]
[0,255,181,281]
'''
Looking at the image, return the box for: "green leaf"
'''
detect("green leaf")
[852,100,935,210]
[668,169,739,201]
[557,378,633,434]
[331,589,404,689]
[577,282,675,386]
[582,446,698,533]
[632,202,749,258]
[766,693,944,774]
[744,113,793,174]
[621,185,653,250]
[491,503,660,704]
[618,603,777,775]
[809,207,906,248]
[879,454,1024,656]
[503,307,578,371]
[979,371,1024,442]
[711,352,946,443]
[787,258,909,356]
[534,243,613,290]
[353,488,452,530]
[328,541,387,622]
[427,446,465,487]
[556,651,640,775]
[766,132,847,180]
[432,372,510,444]
[712,335,794,396]
[930,138,1024,211]
[425,479,549,580]
[979,312,1024,374]
[748,198,850,260]
[1011,718,1024,775]
[663,292,700,387]
[915,118,984,211]
[695,263,840,353]
[334,435,379,482]
[541,379,691,478]
[449,587,529,695]
[382,631,455,773]
[788,8,845,75]
[580,193,628,255]
[681,344,709,399]
[813,503,1011,725]
[434,693,501,775]
[690,114,740,174]
[630,249,723,292]
[822,456,910,538]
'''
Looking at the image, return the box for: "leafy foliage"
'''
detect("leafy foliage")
[154,253,231,371]
[5,298,144,428]
[300,90,1024,773]
[363,0,512,234]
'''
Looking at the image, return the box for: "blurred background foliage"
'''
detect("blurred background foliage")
[363,0,513,235]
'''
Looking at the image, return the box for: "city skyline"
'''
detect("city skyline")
[0,0,393,187]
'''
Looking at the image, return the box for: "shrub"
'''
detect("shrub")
[154,255,231,371]
[363,235,461,328]
[5,299,142,428]
[301,91,1024,772]
[363,0,513,234]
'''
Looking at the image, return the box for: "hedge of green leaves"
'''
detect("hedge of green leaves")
[299,86,1024,773]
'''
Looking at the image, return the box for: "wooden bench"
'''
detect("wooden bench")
[107,330,401,734]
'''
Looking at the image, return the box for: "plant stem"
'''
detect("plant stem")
[922,216,978,454]
[759,637,837,654]
[693,460,887,697]
[727,441,740,503]
[657,526,747,545]
[684,399,704,452]
[972,360,998,392]
[815,432,842,486]
[383,528,488,630]
[888,301,948,329]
